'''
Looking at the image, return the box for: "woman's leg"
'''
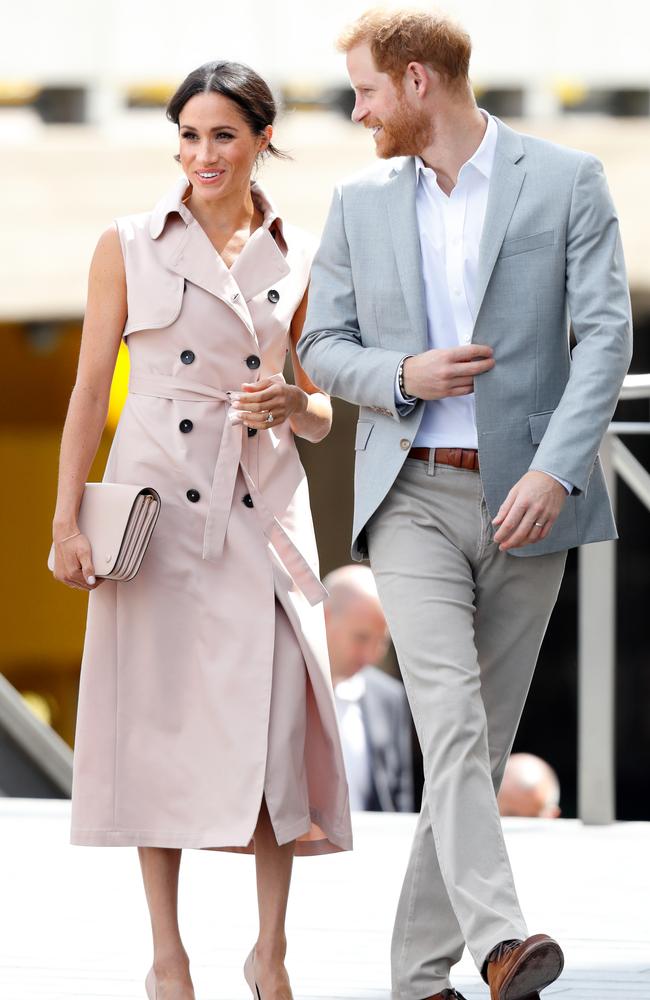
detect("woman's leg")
[250,798,295,1000]
[138,846,195,998]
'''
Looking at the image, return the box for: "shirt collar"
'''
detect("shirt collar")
[415,110,497,186]
[334,672,367,702]
[149,176,286,244]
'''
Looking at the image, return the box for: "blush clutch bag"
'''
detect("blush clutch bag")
[48,483,161,582]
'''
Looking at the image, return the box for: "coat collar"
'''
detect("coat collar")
[148,176,286,245]
[147,178,291,340]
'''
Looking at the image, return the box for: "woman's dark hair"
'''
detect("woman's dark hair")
[167,61,288,162]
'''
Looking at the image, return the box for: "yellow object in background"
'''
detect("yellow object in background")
[554,79,588,107]
[107,340,130,431]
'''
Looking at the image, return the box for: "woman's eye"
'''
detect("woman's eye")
[180,132,198,141]
[216,132,234,140]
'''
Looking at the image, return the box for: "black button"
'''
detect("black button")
[179,419,193,433]
[186,489,200,503]
[242,493,254,508]
[247,427,258,438]
[246,355,261,370]
[267,288,280,304]
[180,350,195,365]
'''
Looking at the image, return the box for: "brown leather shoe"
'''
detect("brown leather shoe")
[423,991,468,1000]
[486,934,564,999]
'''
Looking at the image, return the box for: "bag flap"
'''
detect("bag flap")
[47,483,159,573]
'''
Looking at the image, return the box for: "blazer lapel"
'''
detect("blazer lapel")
[473,121,526,323]
[384,159,429,353]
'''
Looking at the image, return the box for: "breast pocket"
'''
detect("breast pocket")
[499,230,555,259]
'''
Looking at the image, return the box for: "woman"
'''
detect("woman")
[51,61,352,1000]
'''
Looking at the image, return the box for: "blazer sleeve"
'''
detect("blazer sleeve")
[529,155,633,492]
[297,186,409,420]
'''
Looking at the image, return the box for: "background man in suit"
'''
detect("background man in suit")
[298,8,632,1000]
[324,564,414,813]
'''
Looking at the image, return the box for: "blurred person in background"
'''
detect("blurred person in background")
[324,564,414,812]
[498,754,561,819]
[299,7,632,1000]
[49,60,352,1000]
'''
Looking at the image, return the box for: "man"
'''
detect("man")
[498,754,561,819]
[298,9,631,1000]
[324,564,414,812]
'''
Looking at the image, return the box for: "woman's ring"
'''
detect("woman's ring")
[266,411,274,424]
[534,521,544,527]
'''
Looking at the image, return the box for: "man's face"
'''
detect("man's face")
[346,43,433,158]
[326,596,390,680]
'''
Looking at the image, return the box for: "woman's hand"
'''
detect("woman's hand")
[230,374,308,430]
[52,532,101,591]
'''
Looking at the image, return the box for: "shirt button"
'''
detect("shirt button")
[267,288,280,304]
[242,493,254,508]
[246,355,261,370]
[186,489,200,503]
[179,419,193,433]
[247,427,258,438]
[180,350,195,365]
[400,438,411,451]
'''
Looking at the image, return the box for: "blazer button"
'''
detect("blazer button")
[179,419,193,433]
[400,438,411,451]
[246,355,261,370]
[242,493,254,508]
[247,427,258,438]
[186,489,200,503]
[180,350,195,365]
[267,288,280,303]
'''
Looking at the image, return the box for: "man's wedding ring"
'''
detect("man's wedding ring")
[534,521,544,527]
[266,411,274,424]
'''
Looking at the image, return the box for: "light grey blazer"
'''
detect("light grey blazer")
[298,119,633,559]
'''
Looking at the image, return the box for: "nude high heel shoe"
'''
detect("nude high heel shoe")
[243,949,261,1000]
[145,968,157,999]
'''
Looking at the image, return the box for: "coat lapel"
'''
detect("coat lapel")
[230,226,290,302]
[384,158,429,353]
[473,121,526,323]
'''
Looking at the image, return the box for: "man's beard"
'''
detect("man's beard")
[372,96,433,159]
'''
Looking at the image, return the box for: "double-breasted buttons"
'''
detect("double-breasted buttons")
[400,438,411,451]
[186,489,200,503]
[242,493,254,508]
[179,419,193,434]
[181,349,195,365]
[246,355,261,370]
[247,427,258,438]
[267,288,280,304]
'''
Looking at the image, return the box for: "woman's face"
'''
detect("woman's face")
[178,91,271,201]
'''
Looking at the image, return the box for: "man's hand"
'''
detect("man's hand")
[402,345,495,400]
[492,472,568,551]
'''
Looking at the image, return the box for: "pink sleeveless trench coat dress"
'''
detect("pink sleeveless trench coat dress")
[69,178,353,855]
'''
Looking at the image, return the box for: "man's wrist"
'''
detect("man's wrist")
[398,356,417,402]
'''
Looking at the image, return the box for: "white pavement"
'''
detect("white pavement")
[0,800,648,1000]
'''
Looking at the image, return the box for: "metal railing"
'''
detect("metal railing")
[0,674,73,796]
[578,373,650,824]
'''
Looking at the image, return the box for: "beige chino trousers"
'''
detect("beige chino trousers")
[366,457,566,998]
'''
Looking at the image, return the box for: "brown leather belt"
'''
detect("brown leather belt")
[408,447,480,471]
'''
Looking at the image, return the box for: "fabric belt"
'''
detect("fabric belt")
[408,446,480,472]
[128,373,327,606]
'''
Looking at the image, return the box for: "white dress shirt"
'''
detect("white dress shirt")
[334,673,373,811]
[396,112,571,492]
